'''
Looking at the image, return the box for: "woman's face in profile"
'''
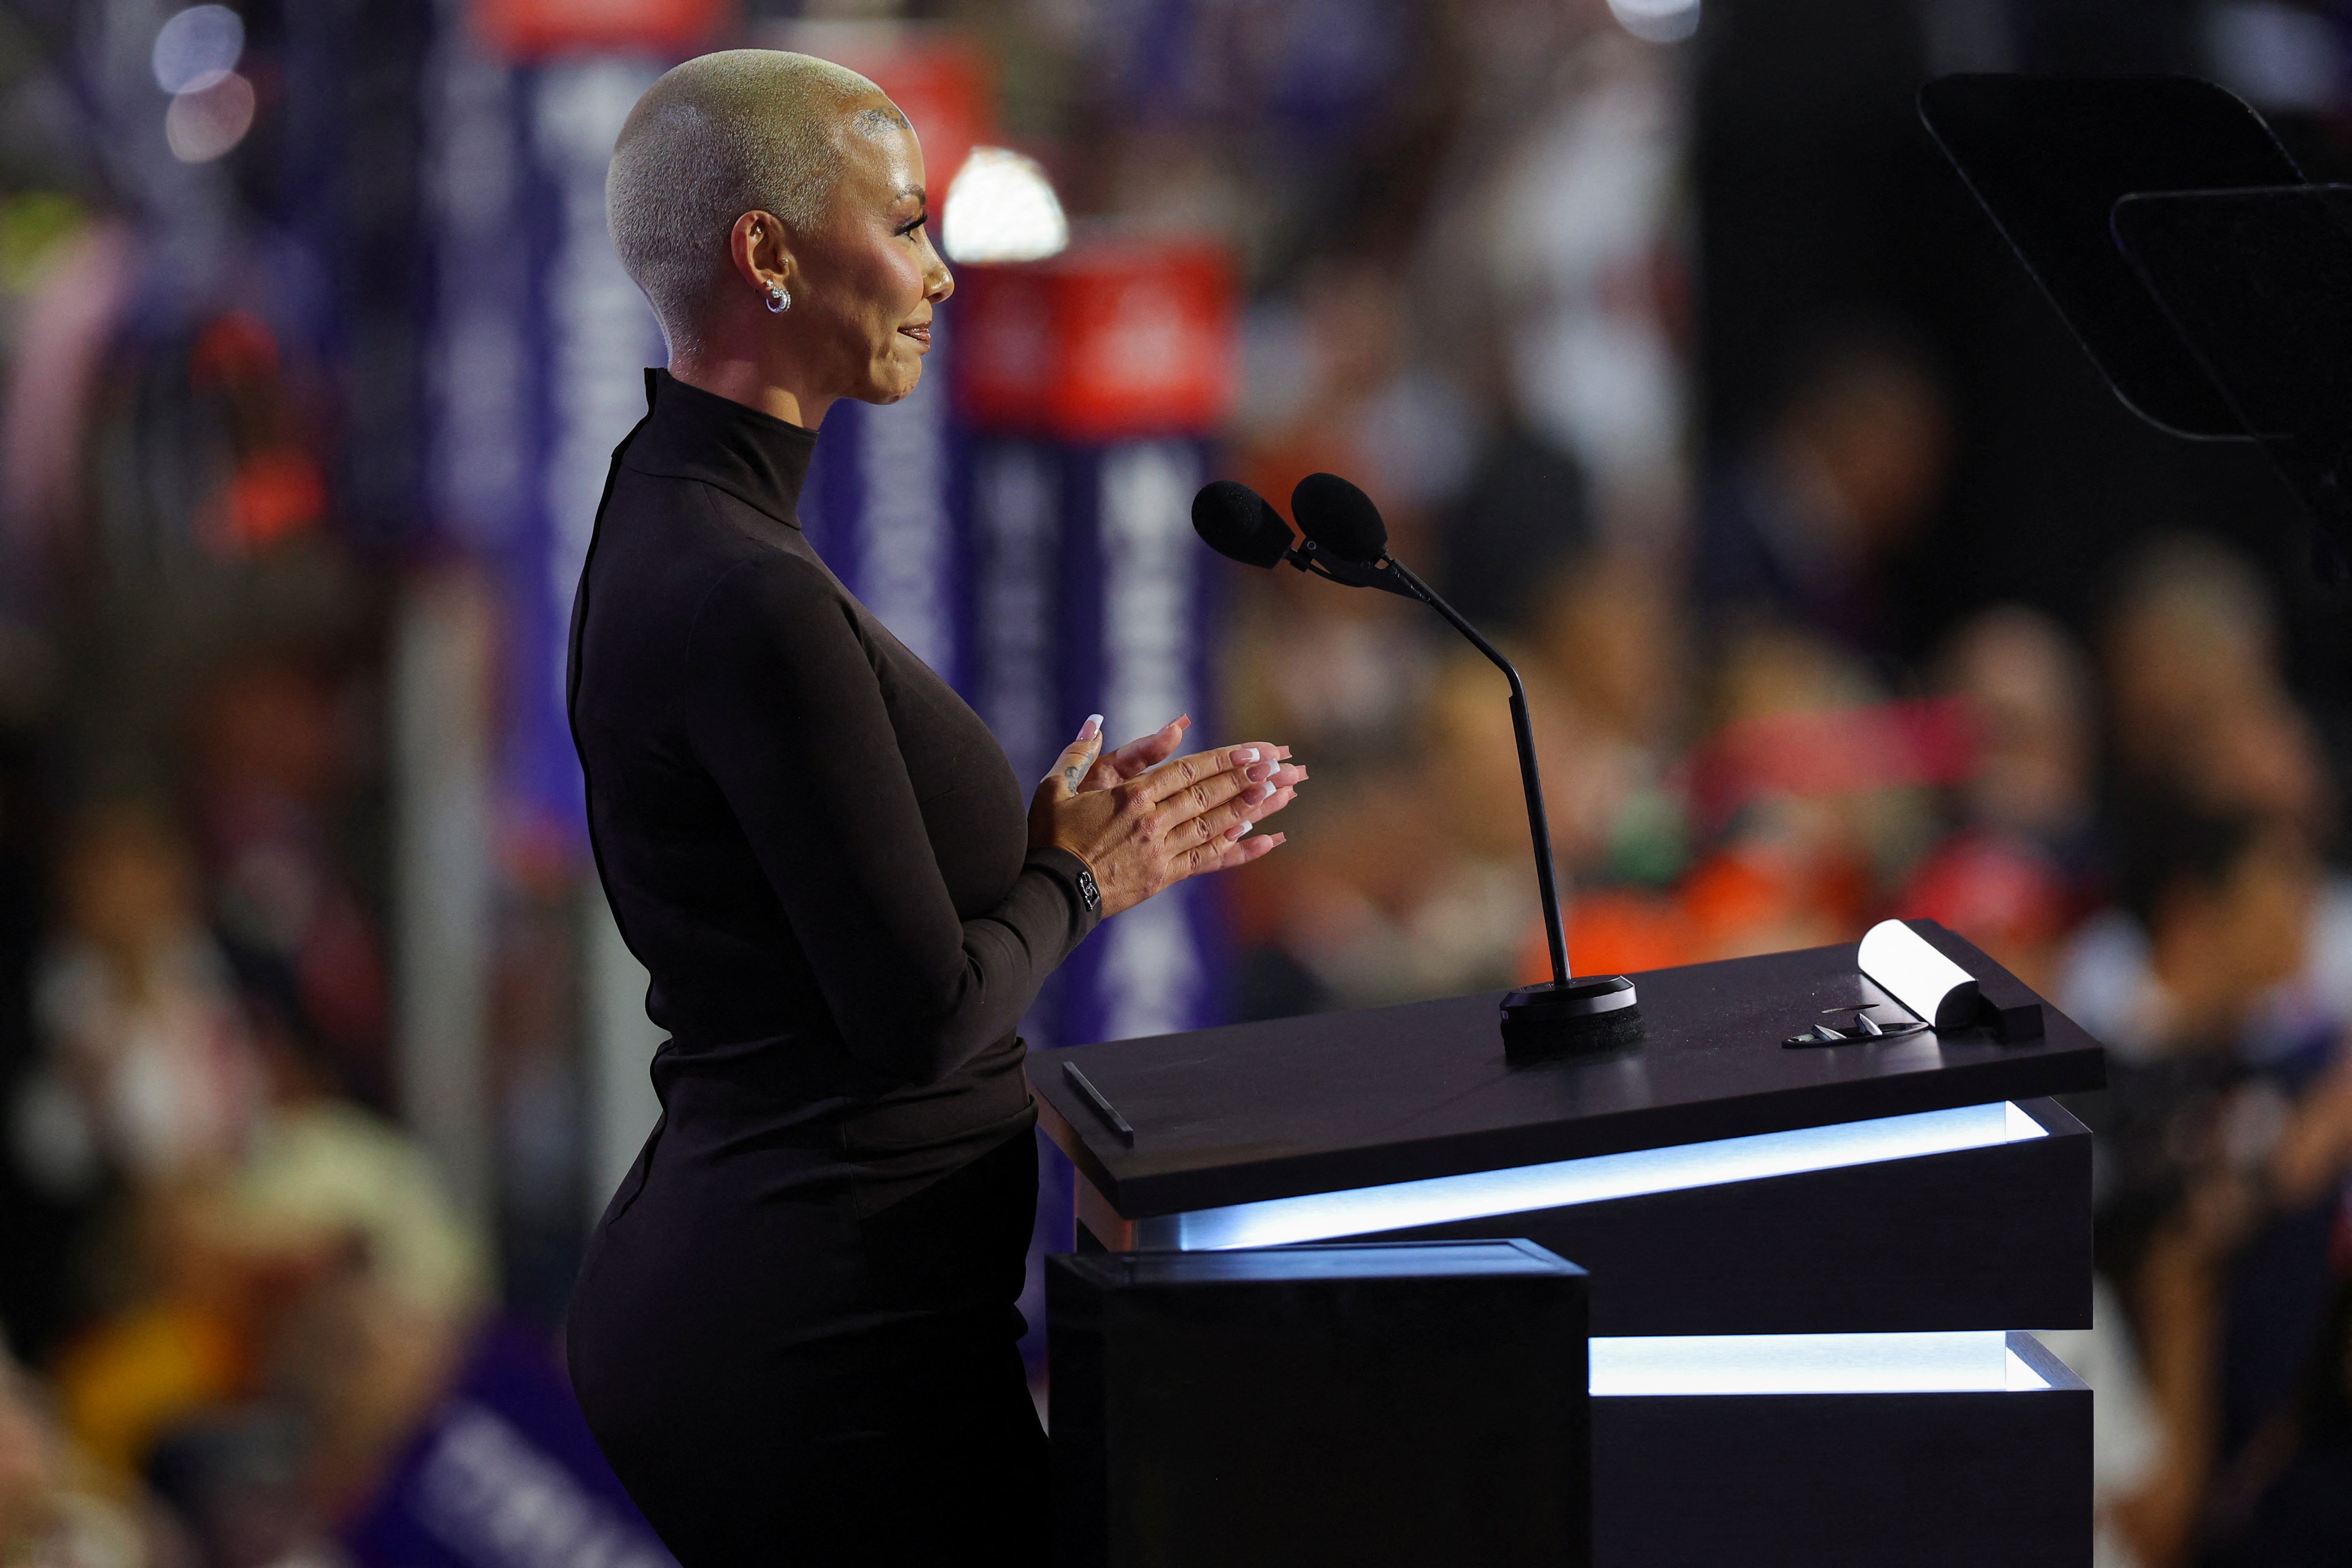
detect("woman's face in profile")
[795,105,953,406]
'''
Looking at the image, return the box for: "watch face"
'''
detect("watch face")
[1076,868,1101,912]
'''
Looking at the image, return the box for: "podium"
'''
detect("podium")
[1034,921,2102,1566]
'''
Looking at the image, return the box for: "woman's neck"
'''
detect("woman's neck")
[667,340,833,430]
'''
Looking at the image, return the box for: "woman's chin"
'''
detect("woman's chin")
[861,361,923,406]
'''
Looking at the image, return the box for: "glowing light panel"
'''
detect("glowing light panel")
[1137,1101,2045,1251]
[1589,1331,2056,1396]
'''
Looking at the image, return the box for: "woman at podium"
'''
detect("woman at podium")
[560,49,1303,1567]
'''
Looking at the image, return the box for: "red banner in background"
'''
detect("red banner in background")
[955,239,1237,442]
[473,0,730,59]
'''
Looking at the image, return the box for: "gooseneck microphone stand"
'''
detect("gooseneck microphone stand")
[1287,538,1643,1061]
[1383,559,1571,987]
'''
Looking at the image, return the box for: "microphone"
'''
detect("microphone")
[1191,480,1298,569]
[1191,476,1421,597]
[1251,471,1642,1063]
[1292,471,1388,563]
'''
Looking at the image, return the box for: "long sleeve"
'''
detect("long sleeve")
[679,549,1098,1087]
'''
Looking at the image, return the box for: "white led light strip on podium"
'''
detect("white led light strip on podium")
[1134,1100,2049,1251]
[1589,1330,2055,1396]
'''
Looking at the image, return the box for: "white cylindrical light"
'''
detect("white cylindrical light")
[1857,919,1980,1031]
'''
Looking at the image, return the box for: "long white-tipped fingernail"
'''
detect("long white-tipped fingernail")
[1079,714,1103,741]
[1233,820,1254,840]
[1237,747,1261,763]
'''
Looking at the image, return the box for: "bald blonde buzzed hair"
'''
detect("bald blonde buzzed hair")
[607,49,906,357]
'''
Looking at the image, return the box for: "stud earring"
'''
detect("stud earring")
[766,281,792,314]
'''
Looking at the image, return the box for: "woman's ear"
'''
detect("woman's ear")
[729,210,793,295]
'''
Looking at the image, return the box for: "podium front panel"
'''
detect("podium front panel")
[1071,1097,2091,1335]
[1592,1332,2089,1567]
[1050,1242,1590,1568]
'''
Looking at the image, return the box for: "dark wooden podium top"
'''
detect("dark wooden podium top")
[1030,928,2105,1218]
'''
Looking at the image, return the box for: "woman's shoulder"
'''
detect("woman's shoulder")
[681,524,868,673]
[603,469,835,602]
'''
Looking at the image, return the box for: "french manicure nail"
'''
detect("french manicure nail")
[1245,762,1274,783]
[1232,820,1254,840]
[1242,783,1271,804]
[1080,714,1103,741]
[1236,747,1260,763]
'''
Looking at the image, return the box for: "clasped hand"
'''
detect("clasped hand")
[1027,715,1304,918]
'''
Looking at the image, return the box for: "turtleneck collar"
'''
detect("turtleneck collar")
[621,368,819,529]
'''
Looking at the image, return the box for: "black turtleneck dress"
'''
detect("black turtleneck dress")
[563,371,1101,1567]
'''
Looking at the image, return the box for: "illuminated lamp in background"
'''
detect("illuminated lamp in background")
[470,0,729,59]
[942,148,1068,265]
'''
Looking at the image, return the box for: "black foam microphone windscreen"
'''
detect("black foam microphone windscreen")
[1191,480,1295,569]
[1291,472,1389,564]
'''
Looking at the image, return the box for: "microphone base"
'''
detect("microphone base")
[1501,976,1644,1064]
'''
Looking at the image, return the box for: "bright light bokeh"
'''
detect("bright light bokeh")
[941,147,1070,266]
[1610,0,1701,45]
[165,73,255,164]
[152,5,244,96]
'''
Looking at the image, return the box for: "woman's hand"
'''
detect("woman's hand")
[1029,715,1304,918]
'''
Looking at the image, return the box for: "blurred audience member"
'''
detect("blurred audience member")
[1534,545,1690,888]
[0,1346,188,1568]
[1685,625,1918,953]
[2100,533,2331,841]
[8,783,484,1534]
[2038,1276,2164,1568]
[1261,758,1530,1012]
[191,659,389,1111]
[1896,605,2100,992]
[1695,324,1952,661]
[2209,1277,2352,1566]
[2067,798,2312,1074]
[2059,794,2352,1568]
[1438,419,1592,636]
[18,804,259,1202]
[1939,605,2098,852]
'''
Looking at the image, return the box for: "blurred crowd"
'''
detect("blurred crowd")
[1224,316,2352,1564]
[0,0,2346,1567]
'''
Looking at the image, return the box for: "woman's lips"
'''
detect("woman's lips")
[899,321,931,348]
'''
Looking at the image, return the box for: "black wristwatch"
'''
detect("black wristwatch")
[1074,866,1101,913]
